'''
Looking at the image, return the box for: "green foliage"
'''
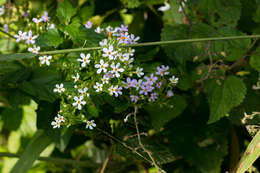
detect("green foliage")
[250,54,260,71]
[0,53,36,61]
[56,0,77,24]
[36,29,63,48]
[206,76,247,124]
[145,95,187,130]
[10,130,52,173]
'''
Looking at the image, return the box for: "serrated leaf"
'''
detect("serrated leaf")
[249,54,260,71]
[56,0,77,23]
[35,29,63,48]
[207,76,247,124]
[235,130,260,173]
[145,95,187,130]
[10,130,52,173]
[0,53,36,61]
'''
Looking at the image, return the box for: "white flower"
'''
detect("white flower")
[95,59,108,74]
[102,75,110,84]
[111,63,124,78]
[158,2,170,12]
[3,24,8,32]
[39,55,52,66]
[125,57,134,65]
[94,82,103,92]
[114,85,122,97]
[26,30,37,44]
[41,11,50,22]
[167,90,174,97]
[102,45,117,60]
[55,114,65,123]
[0,6,4,16]
[99,39,108,46]
[169,76,179,84]
[51,120,61,128]
[136,67,144,77]
[47,23,55,30]
[95,26,102,33]
[78,87,89,97]
[86,120,96,130]
[53,83,65,93]
[32,18,42,24]
[14,31,27,42]
[77,53,91,67]
[72,96,86,110]
[28,45,40,54]
[84,20,92,29]
[72,73,80,83]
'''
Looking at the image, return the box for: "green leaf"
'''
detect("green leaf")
[10,130,52,173]
[0,53,36,62]
[56,0,77,23]
[249,54,260,71]
[120,0,141,8]
[1,107,23,131]
[145,95,187,130]
[19,68,60,102]
[35,29,63,48]
[55,127,74,152]
[0,62,22,75]
[79,5,94,21]
[235,130,260,173]
[207,76,247,124]
[198,0,241,27]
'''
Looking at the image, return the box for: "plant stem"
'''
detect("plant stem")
[0,28,16,39]
[39,35,260,55]
[0,152,98,167]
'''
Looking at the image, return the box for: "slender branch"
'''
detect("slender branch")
[99,145,113,173]
[0,152,98,167]
[38,35,260,55]
[133,106,166,173]
[0,28,16,39]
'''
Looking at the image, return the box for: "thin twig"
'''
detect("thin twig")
[0,152,98,167]
[99,145,113,173]
[133,106,165,173]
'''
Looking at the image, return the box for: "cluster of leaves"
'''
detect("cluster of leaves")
[0,0,260,173]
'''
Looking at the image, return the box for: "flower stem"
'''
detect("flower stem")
[39,35,260,55]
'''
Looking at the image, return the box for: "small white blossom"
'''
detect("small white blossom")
[86,120,96,130]
[78,87,89,97]
[169,76,179,84]
[114,85,122,97]
[102,75,110,84]
[84,20,92,29]
[167,90,174,97]
[53,83,65,93]
[108,85,116,96]
[77,53,91,67]
[39,55,52,66]
[32,18,42,24]
[0,6,4,16]
[14,31,27,42]
[111,63,124,78]
[99,39,108,46]
[158,2,171,12]
[72,96,86,110]
[47,23,55,30]
[26,30,37,44]
[28,45,40,54]
[72,73,80,82]
[136,67,144,77]
[95,26,102,33]
[95,59,108,74]
[55,114,65,123]
[102,45,117,60]
[94,82,103,92]
[51,120,61,128]
[41,11,50,22]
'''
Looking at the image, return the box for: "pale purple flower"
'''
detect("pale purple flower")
[41,11,50,22]
[167,90,174,97]
[156,65,169,76]
[114,85,122,97]
[3,24,8,32]
[32,18,42,24]
[139,85,150,95]
[122,77,135,89]
[144,73,158,84]
[134,79,143,90]
[149,93,158,102]
[156,81,162,88]
[127,34,140,44]
[14,30,27,42]
[84,20,92,29]
[130,95,139,103]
